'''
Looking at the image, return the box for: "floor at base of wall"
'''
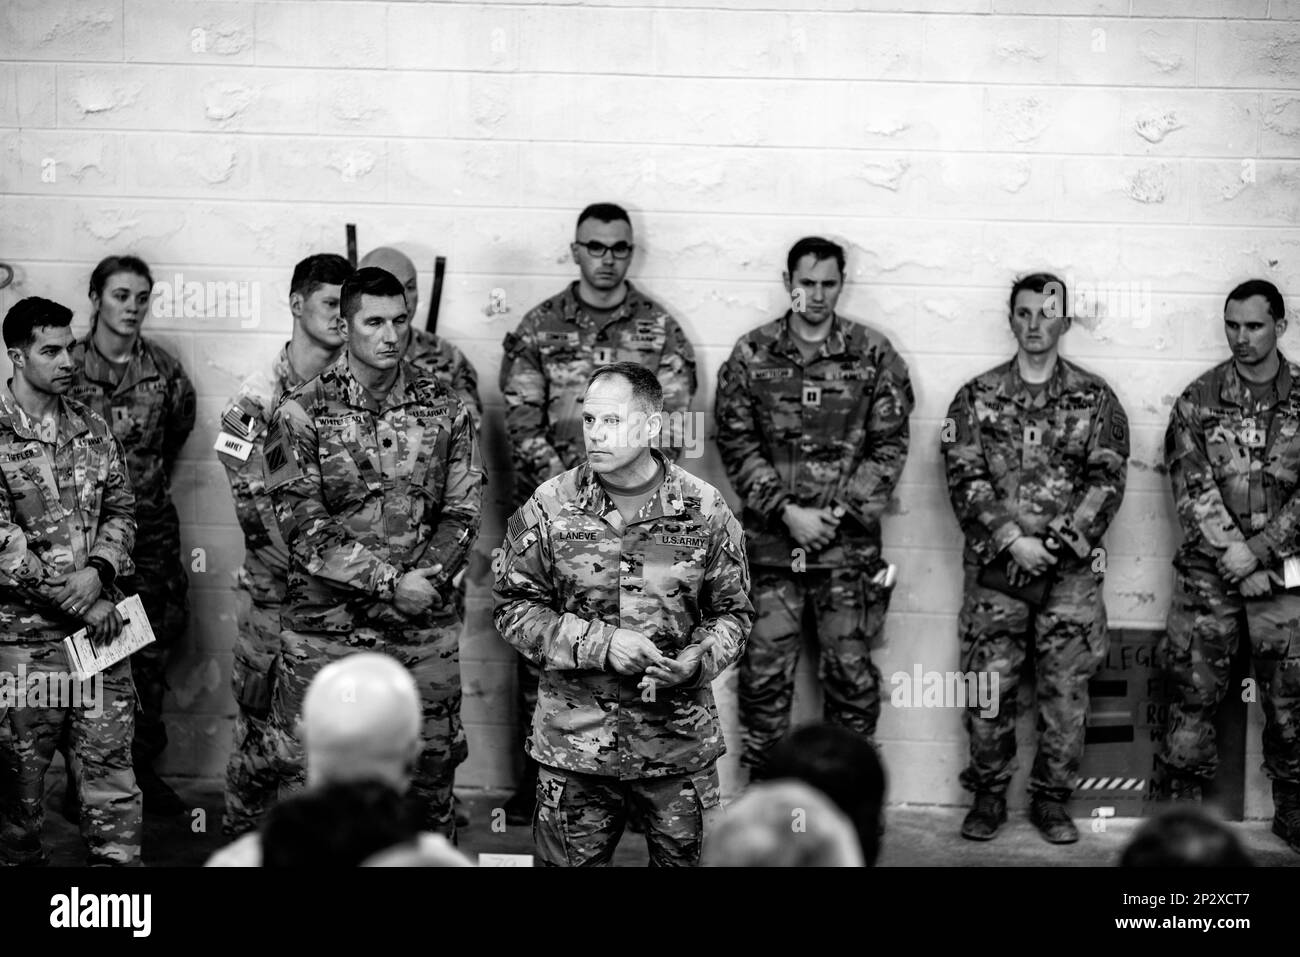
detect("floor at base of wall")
[25,771,1300,867]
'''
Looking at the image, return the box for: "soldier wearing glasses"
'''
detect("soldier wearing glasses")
[498,202,698,824]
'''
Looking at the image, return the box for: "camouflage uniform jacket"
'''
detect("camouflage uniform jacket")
[0,387,136,642]
[492,450,754,779]
[1166,354,1300,573]
[69,334,196,557]
[715,313,914,569]
[264,355,484,634]
[942,356,1129,568]
[406,328,483,432]
[216,344,307,607]
[500,281,697,497]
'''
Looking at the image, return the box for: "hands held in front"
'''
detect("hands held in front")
[1007,536,1058,584]
[1238,568,1280,598]
[782,504,839,552]
[1218,542,1260,583]
[82,599,124,645]
[393,565,445,616]
[50,568,102,619]
[610,629,717,695]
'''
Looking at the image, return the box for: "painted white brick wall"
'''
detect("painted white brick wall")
[2,1,1298,819]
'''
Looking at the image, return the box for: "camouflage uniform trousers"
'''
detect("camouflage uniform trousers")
[222,596,280,837]
[1158,564,1300,786]
[533,763,721,867]
[122,551,190,768]
[263,619,468,839]
[739,566,888,770]
[0,643,141,866]
[958,561,1107,802]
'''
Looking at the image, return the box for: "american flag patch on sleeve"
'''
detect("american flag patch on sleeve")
[222,407,255,439]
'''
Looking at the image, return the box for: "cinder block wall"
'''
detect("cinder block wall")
[2,0,1298,818]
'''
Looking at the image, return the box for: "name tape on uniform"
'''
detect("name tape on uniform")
[213,431,254,461]
[477,853,534,867]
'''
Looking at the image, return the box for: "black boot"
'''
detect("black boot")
[960,791,1006,841]
[1030,795,1078,844]
[1271,780,1300,854]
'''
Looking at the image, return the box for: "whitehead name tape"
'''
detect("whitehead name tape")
[62,593,156,679]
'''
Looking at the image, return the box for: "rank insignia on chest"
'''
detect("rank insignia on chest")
[1024,423,1044,447]
[593,347,614,365]
[802,385,822,407]
[111,406,132,429]
[1240,418,1266,449]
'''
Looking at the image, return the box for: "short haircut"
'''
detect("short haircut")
[1225,278,1285,322]
[754,723,886,866]
[89,255,153,299]
[340,266,406,322]
[291,253,354,299]
[1010,271,1068,319]
[786,236,845,278]
[703,781,864,867]
[587,361,664,415]
[576,203,631,232]
[4,297,73,350]
[1119,807,1254,868]
[261,780,420,868]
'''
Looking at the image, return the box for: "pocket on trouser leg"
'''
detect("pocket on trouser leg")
[1245,592,1300,661]
[532,768,571,867]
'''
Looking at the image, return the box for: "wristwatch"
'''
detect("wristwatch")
[86,557,116,590]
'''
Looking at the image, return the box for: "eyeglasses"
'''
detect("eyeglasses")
[573,240,634,260]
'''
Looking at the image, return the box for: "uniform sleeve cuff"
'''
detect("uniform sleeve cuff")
[1246,535,1274,565]
[374,563,402,602]
[583,620,617,671]
[992,521,1025,553]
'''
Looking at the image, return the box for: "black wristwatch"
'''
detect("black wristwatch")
[86,557,116,590]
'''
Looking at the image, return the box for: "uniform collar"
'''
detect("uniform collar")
[1,383,90,444]
[325,353,419,413]
[558,280,646,331]
[75,333,158,394]
[574,448,682,524]
[272,342,308,397]
[996,354,1068,409]
[1220,353,1294,409]
[774,312,852,364]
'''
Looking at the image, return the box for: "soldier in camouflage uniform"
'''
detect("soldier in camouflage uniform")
[215,253,352,837]
[0,298,140,866]
[716,236,913,772]
[498,203,698,823]
[942,272,1129,845]
[359,247,482,431]
[1161,279,1300,854]
[69,255,196,815]
[262,267,484,838]
[494,362,752,866]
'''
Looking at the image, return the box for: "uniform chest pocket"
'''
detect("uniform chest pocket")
[644,533,709,594]
[317,417,381,509]
[0,448,63,522]
[1206,425,1250,478]
[538,333,584,374]
[1054,408,1094,462]
[113,383,166,445]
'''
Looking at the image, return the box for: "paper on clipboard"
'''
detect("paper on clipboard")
[61,593,155,678]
